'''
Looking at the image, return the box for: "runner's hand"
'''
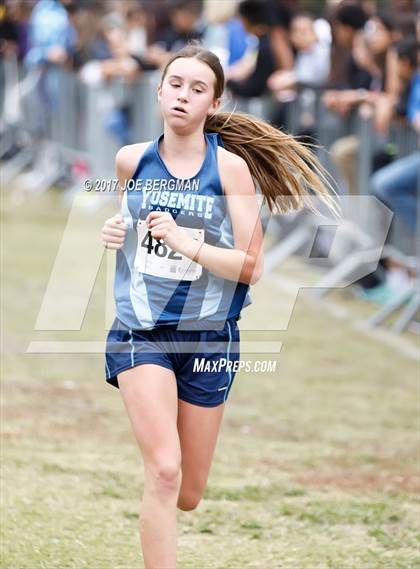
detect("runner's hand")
[102,213,128,250]
[145,211,188,252]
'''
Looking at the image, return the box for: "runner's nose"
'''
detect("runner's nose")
[177,90,188,103]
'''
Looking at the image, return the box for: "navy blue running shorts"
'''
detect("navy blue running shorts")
[105,316,241,407]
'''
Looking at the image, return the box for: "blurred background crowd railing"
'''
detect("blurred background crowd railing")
[1,0,419,334]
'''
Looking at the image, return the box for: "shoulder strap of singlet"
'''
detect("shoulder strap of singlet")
[216,132,225,148]
[205,130,225,149]
[130,139,157,181]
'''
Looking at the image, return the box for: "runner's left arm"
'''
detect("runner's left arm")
[173,154,264,285]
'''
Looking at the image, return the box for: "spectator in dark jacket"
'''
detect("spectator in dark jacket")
[143,0,205,69]
[326,3,370,92]
[226,0,277,98]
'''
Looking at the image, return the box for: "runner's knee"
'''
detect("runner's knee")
[145,456,182,495]
[177,490,202,511]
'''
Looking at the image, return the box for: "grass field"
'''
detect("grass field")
[2,189,419,568]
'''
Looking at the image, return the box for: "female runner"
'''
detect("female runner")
[101,43,340,568]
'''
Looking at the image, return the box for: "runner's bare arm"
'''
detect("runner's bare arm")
[115,143,150,206]
[102,143,151,249]
[176,151,264,286]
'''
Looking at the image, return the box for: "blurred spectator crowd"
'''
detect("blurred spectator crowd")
[0,0,419,315]
[1,0,418,129]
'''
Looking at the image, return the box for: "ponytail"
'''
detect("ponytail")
[160,43,342,220]
[205,111,342,219]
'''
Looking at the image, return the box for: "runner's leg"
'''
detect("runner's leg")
[118,364,181,569]
[177,399,225,511]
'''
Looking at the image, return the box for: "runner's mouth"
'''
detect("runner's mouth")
[172,106,187,114]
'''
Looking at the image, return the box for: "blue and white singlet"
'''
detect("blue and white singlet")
[113,130,253,331]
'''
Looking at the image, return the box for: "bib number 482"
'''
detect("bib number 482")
[141,230,182,260]
[134,219,204,281]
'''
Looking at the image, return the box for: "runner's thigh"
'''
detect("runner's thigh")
[177,400,225,494]
[117,363,181,465]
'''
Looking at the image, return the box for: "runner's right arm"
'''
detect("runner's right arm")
[101,144,148,250]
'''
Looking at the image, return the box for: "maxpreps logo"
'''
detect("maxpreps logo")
[193,358,278,373]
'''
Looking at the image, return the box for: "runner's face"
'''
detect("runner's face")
[158,58,220,130]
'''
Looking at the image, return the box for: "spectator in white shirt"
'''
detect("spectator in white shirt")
[267,12,331,98]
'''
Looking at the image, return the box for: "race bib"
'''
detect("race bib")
[134,219,204,281]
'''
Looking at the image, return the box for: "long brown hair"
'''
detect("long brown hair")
[159,43,342,219]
